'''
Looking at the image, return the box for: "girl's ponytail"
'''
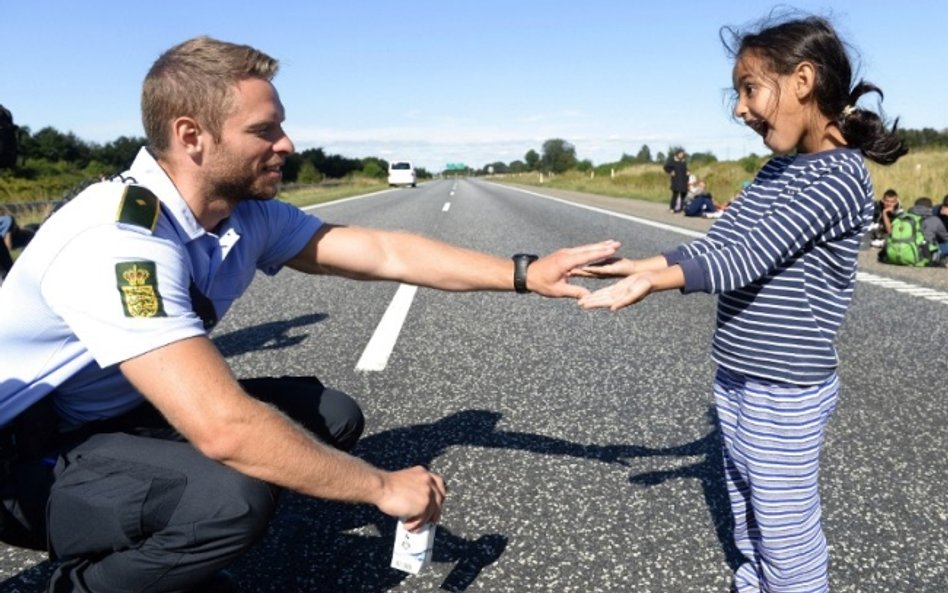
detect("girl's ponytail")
[838,81,908,165]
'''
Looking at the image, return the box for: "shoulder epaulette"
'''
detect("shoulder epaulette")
[115,185,160,233]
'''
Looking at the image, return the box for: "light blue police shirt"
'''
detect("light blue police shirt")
[0,148,322,428]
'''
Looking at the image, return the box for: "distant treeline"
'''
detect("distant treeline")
[1,122,945,200]
[2,125,430,182]
[0,124,433,202]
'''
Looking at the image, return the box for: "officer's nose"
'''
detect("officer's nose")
[275,130,294,156]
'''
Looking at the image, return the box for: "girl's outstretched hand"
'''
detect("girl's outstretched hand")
[577,272,654,311]
[568,257,636,278]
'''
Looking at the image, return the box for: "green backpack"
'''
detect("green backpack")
[884,212,936,267]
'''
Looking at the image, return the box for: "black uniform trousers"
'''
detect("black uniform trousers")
[2,376,364,593]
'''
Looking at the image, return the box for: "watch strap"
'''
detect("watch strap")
[512,253,539,293]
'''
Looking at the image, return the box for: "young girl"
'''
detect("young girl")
[576,15,906,593]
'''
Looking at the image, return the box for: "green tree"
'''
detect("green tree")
[484,161,509,174]
[94,135,147,170]
[540,138,577,173]
[297,159,323,184]
[361,157,387,179]
[689,151,718,166]
[524,149,540,171]
[31,127,91,165]
[635,144,652,163]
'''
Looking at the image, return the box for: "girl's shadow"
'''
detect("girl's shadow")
[624,405,743,570]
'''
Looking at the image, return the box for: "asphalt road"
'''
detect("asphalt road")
[2,179,945,592]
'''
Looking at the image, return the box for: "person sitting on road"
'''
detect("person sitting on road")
[0,36,620,593]
[0,210,36,281]
[912,196,948,263]
[682,179,724,218]
[868,188,902,248]
[881,196,948,267]
[935,193,948,231]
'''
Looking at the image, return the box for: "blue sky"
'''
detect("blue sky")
[3,1,945,172]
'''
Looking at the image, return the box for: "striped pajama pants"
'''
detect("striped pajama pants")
[713,366,839,593]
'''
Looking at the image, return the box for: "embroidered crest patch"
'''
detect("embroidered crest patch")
[115,261,166,318]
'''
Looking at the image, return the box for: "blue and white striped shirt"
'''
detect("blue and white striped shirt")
[664,148,873,385]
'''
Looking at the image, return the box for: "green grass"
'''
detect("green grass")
[279,178,389,207]
[6,179,390,262]
[493,149,948,205]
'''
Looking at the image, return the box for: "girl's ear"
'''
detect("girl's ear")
[793,61,817,101]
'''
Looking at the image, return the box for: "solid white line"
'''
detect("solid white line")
[301,188,399,211]
[442,202,451,212]
[499,184,706,239]
[355,284,418,371]
[857,271,948,306]
[499,183,948,307]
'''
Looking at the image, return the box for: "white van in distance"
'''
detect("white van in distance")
[388,161,417,187]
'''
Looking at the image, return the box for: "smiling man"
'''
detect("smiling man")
[0,37,619,593]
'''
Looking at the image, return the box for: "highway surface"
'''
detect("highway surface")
[2,179,945,592]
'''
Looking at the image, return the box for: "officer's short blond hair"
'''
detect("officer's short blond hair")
[142,36,279,157]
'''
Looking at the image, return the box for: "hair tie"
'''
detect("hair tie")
[841,105,856,118]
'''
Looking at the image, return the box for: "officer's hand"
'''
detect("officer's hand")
[377,466,447,531]
[528,240,621,298]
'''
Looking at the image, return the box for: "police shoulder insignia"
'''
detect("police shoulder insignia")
[115,261,166,318]
[115,185,159,232]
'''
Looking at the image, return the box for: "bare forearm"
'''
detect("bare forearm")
[643,264,685,292]
[630,254,672,273]
[293,225,620,298]
[372,231,513,291]
[213,398,386,505]
[291,226,512,291]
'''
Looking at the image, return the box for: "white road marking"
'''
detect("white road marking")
[355,284,418,371]
[501,184,948,307]
[857,271,948,305]
[329,183,948,374]
[300,188,397,212]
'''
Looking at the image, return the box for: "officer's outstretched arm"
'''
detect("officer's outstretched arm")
[119,335,445,528]
[286,223,620,298]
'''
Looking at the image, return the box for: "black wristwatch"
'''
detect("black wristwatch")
[512,253,539,294]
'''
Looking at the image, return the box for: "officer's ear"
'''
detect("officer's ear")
[172,116,204,157]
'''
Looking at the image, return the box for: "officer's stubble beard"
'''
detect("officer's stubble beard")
[204,141,280,204]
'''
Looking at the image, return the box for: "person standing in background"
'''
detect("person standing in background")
[663,149,689,213]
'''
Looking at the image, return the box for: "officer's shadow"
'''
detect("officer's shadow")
[0,407,740,593]
[234,407,740,592]
[213,312,329,357]
[233,408,652,592]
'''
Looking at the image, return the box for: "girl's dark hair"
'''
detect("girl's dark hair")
[721,14,907,165]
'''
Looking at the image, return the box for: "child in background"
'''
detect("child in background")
[575,14,906,593]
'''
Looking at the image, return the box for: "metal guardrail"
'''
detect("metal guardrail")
[0,200,65,215]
